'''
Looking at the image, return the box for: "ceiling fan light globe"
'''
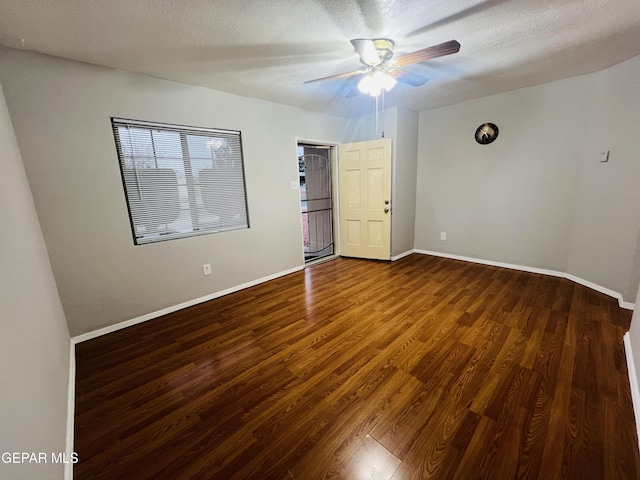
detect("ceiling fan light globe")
[381,74,396,92]
[357,74,372,94]
[370,85,383,97]
[358,71,396,97]
[357,74,372,95]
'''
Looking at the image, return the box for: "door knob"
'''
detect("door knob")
[384,200,389,205]
[384,208,389,213]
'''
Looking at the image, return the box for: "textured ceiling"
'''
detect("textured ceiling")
[0,0,639,117]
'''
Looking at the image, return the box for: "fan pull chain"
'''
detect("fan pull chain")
[381,90,385,138]
[374,91,386,138]
[375,94,379,137]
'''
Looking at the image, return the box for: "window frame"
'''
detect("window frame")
[111,117,250,245]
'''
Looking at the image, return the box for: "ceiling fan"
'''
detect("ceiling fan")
[304,38,461,98]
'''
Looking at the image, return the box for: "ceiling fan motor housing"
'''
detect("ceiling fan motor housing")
[371,39,395,64]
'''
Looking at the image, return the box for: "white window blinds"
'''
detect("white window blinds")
[112,118,249,245]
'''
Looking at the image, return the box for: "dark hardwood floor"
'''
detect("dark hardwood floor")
[74,254,640,479]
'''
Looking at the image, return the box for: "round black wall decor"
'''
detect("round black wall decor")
[475,123,499,145]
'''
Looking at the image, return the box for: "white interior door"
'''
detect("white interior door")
[338,138,392,260]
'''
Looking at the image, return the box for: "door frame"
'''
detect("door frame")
[295,138,341,265]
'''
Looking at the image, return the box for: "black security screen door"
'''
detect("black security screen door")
[298,145,334,262]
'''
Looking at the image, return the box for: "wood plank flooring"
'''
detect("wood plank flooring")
[74,254,640,479]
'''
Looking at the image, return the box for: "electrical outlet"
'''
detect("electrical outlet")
[290,180,299,190]
[202,264,212,276]
[440,232,447,241]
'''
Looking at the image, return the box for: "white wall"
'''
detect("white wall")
[567,56,640,300]
[391,107,418,257]
[342,103,382,143]
[0,48,351,336]
[415,54,640,301]
[0,83,70,479]
[604,56,640,427]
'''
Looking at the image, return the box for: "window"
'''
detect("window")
[111,118,249,245]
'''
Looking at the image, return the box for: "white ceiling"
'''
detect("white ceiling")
[0,0,639,117]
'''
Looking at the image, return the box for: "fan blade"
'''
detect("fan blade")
[394,40,460,67]
[304,68,366,84]
[390,69,428,87]
[350,38,381,66]
[343,75,361,98]
[345,85,360,98]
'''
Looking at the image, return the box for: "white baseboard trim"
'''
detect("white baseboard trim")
[64,339,75,480]
[624,332,640,449]
[620,300,637,310]
[564,273,632,309]
[414,249,566,277]
[391,249,415,261]
[413,249,635,310]
[72,265,305,344]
